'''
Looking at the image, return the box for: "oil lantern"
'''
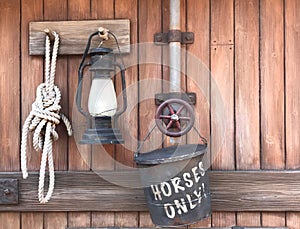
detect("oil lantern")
[76,30,127,144]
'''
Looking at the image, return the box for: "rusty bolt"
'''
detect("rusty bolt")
[156,34,162,42]
[3,189,10,195]
[185,34,193,41]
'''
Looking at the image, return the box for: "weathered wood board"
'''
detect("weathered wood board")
[0,171,299,212]
[235,0,261,226]
[29,19,130,55]
[0,0,21,228]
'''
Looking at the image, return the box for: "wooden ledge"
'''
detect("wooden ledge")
[29,20,130,55]
[0,171,300,212]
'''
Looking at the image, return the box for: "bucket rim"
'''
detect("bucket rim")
[134,144,207,165]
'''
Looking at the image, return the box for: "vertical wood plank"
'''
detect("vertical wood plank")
[212,212,235,228]
[138,0,162,151]
[115,0,138,169]
[190,216,212,228]
[68,0,91,171]
[211,0,235,227]
[92,212,114,227]
[261,213,286,227]
[21,0,44,171]
[237,213,261,227]
[21,213,43,229]
[260,0,285,227]
[0,213,20,229]
[42,1,70,228]
[67,0,91,227]
[21,1,44,227]
[68,212,91,227]
[235,0,261,226]
[186,0,211,226]
[186,0,210,160]
[115,212,138,228]
[44,0,68,172]
[90,0,115,172]
[44,213,67,229]
[0,0,21,228]
[89,0,115,227]
[139,212,156,228]
[287,212,300,229]
[286,0,300,169]
[211,46,235,171]
[235,0,260,170]
[260,0,285,170]
[211,45,235,228]
[21,212,44,229]
[0,0,20,172]
[138,0,162,226]
[285,0,300,227]
[211,0,234,45]
[91,0,114,19]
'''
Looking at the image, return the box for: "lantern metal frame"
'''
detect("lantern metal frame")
[76,31,127,144]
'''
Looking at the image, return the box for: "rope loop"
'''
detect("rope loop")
[21,31,72,204]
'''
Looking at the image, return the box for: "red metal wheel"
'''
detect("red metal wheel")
[155,98,195,137]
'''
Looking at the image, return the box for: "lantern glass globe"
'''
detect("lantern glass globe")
[88,78,117,117]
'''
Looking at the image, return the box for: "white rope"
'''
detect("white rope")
[21,31,72,204]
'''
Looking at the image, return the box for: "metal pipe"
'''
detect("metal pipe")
[169,0,181,92]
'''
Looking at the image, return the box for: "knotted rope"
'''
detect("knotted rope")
[21,31,72,204]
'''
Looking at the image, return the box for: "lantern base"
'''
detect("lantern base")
[80,117,124,144]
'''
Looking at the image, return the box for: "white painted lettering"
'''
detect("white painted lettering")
[151,184,162,200]
[192,166,201,183]
[198,161,205,176]
[183,172,193,188]
[193,187,202,203]
[150,159,208,219]
[164,203,176,219]
[174,198,188,215]
[161,182,172,197]
[171,177,185,193]
[186,194,197,210]
[202,183,206,194]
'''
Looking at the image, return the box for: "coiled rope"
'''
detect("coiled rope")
[21,31,72,204]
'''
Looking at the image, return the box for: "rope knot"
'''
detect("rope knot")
[31,83,62,127]
[21,31,72,204]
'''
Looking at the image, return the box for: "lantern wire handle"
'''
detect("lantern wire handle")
[107,30,126,71]
[77,29,127,118]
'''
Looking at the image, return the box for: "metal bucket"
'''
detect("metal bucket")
[134,144,211,227]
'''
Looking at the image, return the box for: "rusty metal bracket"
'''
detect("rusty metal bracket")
[154,30,194,44]
[0,179,18,205]
[155,92,196,105]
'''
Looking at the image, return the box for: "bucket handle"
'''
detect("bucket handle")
[136,124,207,154]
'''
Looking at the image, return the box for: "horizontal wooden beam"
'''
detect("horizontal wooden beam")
[0,171,300,212]
[29,20,130,55]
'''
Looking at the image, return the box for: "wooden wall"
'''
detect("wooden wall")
[0,0,299,228]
